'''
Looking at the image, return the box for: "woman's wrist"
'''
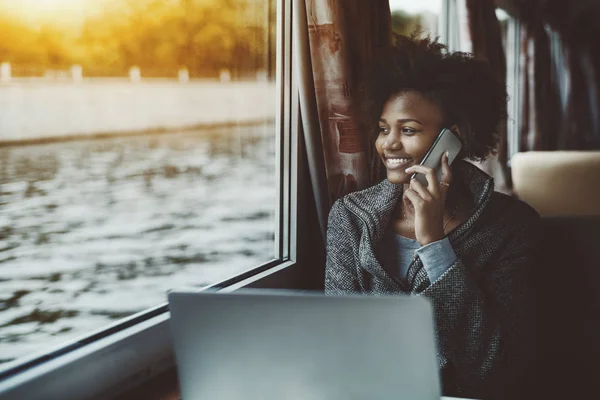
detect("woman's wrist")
[418,228,445,246]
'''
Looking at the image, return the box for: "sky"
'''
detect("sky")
[388,0,441,14]
[1,0,448,27]
[4,0,446,22]
[3,0,91,14]
[0,0,99,25]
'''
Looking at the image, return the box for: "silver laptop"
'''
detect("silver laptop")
[168,290,441,400]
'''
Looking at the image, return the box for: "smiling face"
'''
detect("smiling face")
[375,91,447,185]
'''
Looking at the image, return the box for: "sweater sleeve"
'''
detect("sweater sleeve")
[325,201,360,294]
[415,237,457,283]
[417,211,540,399]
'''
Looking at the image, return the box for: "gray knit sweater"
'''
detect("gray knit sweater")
[325,160,540,399]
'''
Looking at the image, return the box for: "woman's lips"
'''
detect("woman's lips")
[384,157,412,170]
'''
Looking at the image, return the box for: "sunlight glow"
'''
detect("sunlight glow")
[15,0,89,10]
[389,0,441,14]
[14,0,89,11]
[5,0,94,23]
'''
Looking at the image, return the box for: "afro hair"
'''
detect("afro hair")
[358,33,508,162]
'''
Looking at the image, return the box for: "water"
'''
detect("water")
[0,123,276,364]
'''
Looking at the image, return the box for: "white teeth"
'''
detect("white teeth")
[385,157,412,169]
[387,158,410,164]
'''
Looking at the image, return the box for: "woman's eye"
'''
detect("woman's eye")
[402,127,418,134]
[378,127,389,134]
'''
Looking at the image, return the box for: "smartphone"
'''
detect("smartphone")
[411,128,462,186]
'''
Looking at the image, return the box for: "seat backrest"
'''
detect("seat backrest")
[509,152,600,397]
[533,216,600,397]
[511,151,600,216]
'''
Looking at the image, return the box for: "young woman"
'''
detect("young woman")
[325,35,540,399]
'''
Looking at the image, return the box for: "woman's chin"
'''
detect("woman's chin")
[386,170,410,185]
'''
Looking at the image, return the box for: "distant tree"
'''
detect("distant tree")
[0,0,273,78]
[36,25,73,67]
[391,10,422,37]
[0,17,38,63]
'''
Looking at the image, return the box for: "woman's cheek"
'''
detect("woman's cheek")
[375,136,385,154]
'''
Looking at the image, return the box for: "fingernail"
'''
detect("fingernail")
[445,151,449,158]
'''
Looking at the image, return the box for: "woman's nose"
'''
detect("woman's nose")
[383,130,403,150]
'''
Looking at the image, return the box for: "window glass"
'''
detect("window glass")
[497,8,510,50]
[388,0,441,38]
[0,0,277,365]
[496,8,521,158]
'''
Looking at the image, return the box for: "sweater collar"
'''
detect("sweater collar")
[341,160,495,286]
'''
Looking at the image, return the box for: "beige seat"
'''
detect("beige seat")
[511,151,600,216]
[511,151,600,398]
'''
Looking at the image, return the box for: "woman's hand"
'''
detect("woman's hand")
[403,152,453,246]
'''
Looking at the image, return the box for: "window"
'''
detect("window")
[389,0,442,39]
[441,0,471,52]
[0,0,280,366]
[496,8,522,160]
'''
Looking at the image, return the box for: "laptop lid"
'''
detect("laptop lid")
[168,290,441,400]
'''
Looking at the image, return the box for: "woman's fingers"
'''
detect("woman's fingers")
[406,164,439,198]
[403,153,454,244]
[403,187,424,210]
[409,178,433,202]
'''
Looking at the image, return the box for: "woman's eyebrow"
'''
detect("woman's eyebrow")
[395,118,423,125]
[378,118,423,125]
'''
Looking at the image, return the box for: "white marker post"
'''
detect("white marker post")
[0,62,11,83]
[71,65,83,82]
[256,69,268,82]
[178,67,189,83]
[129,66,141,83]
[219,68,231,83]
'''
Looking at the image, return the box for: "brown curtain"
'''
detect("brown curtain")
[518,3,563,152]
[563,43,597,149]
[542,0,600,149]
[304,0,391,205]
[465,0,512,193]
[513,0,600,151]
[582,49,600,147]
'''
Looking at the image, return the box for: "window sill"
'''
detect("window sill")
[0,259,296,400]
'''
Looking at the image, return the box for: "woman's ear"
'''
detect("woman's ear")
[449,124,461,138]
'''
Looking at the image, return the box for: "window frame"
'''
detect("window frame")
[505,14,522,162]
[440,0,452,47]
[0,0,298,397]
